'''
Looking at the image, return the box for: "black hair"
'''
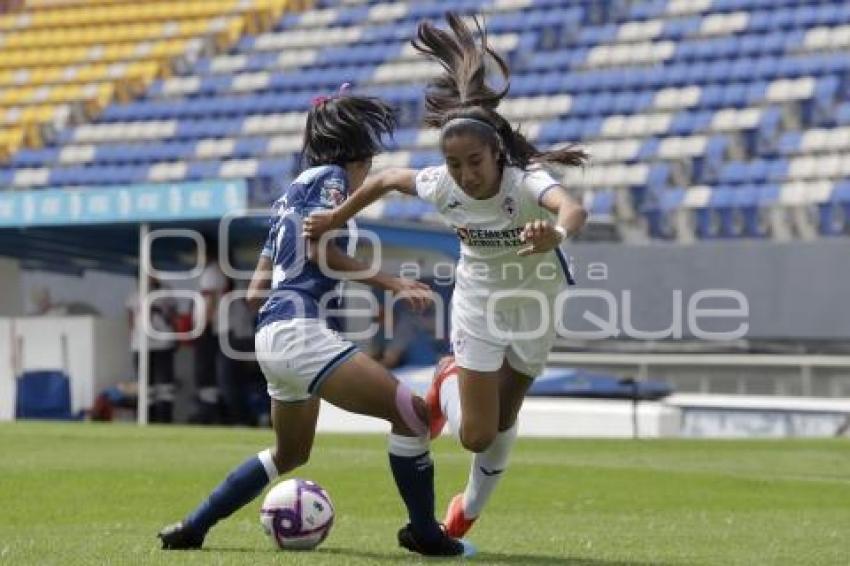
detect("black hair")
[412,12,586,170]
[300,95,397,168]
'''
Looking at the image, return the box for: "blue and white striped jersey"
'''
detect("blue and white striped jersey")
[257,164,354,331]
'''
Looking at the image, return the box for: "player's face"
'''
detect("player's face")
[442,133,501,199]
[346,157,373,191]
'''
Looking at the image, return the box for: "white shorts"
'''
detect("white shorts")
[451,294,557,378]
[255,318,358,402]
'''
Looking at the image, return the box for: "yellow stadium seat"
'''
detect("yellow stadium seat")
[0,0,242,31]
[34,67,58,85]
[32,105,56,122]
[48,84,70,104]
[0,0,283,156]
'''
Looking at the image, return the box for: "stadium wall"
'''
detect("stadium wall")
[0,257,22,316]
[567,240,850,340]
[313,395,850,439]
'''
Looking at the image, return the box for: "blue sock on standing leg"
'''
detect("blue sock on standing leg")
[388,434,443,543]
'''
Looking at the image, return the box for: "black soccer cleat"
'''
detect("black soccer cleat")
[158,521,205,550]
[397,524,476,557]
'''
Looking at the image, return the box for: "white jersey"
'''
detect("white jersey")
[415,164,572,309]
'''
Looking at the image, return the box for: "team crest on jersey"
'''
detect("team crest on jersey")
[452,328,467,355]
[320,178,346,207]
[501,196,517,219]
[419,167,441,184]
[274,194,289,210]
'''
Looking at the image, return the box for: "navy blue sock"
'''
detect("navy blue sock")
[388,434,443,543]
[185,450,277,535]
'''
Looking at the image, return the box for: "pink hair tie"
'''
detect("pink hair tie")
[311,83,352,107]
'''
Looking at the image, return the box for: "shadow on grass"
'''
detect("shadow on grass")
[197,547,411,561]
[195,542,681,565]
[474,552,680,566]
[316,547,680,565]
[195,547,269,554]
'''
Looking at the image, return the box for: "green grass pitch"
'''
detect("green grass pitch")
[1,421,848,565]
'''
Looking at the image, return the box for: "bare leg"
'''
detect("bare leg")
[161,398,322,548]
[269,397,321,474]
[316,351,425,436]
[455,366,501,453]
[317,352,454,550]
[451,360,533,530]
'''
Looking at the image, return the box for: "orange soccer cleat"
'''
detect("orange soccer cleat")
[443,493,477,538]
[425,356,457,439]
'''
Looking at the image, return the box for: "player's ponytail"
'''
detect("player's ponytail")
[412,12,586,170]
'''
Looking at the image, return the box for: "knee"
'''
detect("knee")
[391,385,428,437]
[411,396,429,430]
[272,447,310,474]
[459,427,497,454]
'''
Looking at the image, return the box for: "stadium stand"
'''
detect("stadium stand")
[1,0,850,243]
[0,0,291,160]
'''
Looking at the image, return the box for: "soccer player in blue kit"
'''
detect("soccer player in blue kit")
[158,89,472,557]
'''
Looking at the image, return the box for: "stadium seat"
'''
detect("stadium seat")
[2,0,850,242]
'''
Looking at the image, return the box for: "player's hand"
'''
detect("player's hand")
[388,278,433,313]
[517,220,562,256]
[303,210,339,240]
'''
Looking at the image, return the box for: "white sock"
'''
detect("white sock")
[439,374,462,435]
[461,423,518,518]
[258,448,279,481]
[387,433,430,457]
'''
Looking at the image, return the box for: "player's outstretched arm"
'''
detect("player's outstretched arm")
[303,168,418,239]
[307,239,432,312]
[518,186,588,256]
[547,186,589,238]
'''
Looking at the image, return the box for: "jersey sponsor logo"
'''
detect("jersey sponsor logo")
[454,226,524,247]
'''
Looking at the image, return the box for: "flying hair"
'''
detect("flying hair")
[412,12,586,170]
[300,89,397,168]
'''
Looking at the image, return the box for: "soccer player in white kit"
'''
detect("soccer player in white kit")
[304,13,588,540]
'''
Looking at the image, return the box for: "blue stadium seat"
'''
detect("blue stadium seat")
[628,0,666,19]
[636,138,660,161]
[2,0,849,244]
[409,151,442,170]
[333,5,369,27]
[731,185,763,238]
[754,107,783,154]
[692,136,729,184]
[589,190,616,217]
[643,188,684,240]
[9,148,59,168]
[186,161,220,181]
[819,181,850,236]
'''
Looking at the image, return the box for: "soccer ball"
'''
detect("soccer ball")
[260,478,334,550]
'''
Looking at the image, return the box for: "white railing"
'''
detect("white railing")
[548,352,850,396]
